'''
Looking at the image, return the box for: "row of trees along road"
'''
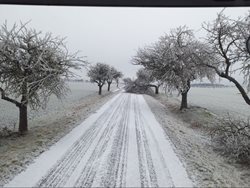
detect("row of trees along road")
[87,63,123,95]
[132,11,250,110]
[0,22,86,134]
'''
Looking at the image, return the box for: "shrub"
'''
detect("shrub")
[0,127,13,137]
[211,115,250,164]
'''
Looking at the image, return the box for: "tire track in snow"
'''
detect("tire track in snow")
[73,94,129,187]
[142,116,174,186]
[137,95,174,187]
[137,95,192,187]
[100,94,130,187]
[134,95,158,187]
[37,94,127,187]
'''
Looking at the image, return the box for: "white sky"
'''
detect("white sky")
[0,5,249,84]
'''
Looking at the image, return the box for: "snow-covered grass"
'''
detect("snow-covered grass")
[211,116,250,164]
[0,82,116,129]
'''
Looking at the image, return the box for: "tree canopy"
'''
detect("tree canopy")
[0,22,86,133]
[87,63,110,95]
[133,26,216,109]
[107,66,123,91]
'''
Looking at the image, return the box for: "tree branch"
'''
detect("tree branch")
[0,87,21,107]
[218,27,231,76]
[220,73,250,105]
[246,36,250,55]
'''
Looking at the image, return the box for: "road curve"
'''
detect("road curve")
[5,93,193,187]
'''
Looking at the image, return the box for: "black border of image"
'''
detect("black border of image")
[0,0,249,7]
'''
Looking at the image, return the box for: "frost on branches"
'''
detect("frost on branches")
[87,63,110,95]
[135,68,162,94]
[133,26,215,110]
[0,22,86,133]
[203,11,250,105]
[87,63,123,94]
[107,66,123,91]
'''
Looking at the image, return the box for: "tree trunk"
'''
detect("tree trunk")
[155,86,159,94]
[180,80,190,110]
[98,85,102,95]
[107,82,111,91]
[148,84,159,94]
[116,79,119,88]
[180,91,188,110]
[19,81,28,134]
[18,104,28,133]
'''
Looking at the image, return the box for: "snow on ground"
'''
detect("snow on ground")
[0,90,117,186]
[5,93,192,187]
[2,86,249,187]
[175,87,249,119]
[144,94,250,187]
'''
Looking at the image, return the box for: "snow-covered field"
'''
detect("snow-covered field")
[170,87,250,119]
[0,82,114,129]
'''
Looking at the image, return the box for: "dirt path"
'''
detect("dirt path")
[5,93,192,187]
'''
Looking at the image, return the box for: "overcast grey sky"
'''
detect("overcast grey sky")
[0,5,249,83]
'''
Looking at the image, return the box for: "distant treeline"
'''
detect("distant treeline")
[64,79,89,82]
[191,83,229,88]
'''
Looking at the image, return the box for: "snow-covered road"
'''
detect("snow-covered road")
[5,93,192,187]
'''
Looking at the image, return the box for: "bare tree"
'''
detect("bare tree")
[133,26,215,109]
[0,22,85,134]
[87,63,109,95]
[106,66,123,91]
[203,12,250,105]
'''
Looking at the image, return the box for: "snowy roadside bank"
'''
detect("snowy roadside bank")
[0,91,118,186]
[144,94,250,187]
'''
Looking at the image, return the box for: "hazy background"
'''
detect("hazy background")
[0,5,249,84]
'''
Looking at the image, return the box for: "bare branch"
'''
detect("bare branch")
[0,87,21,107]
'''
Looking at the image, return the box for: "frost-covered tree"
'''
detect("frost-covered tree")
[203,12,250,105]
[0,22,85,133]
[106,66,123,91]
[133,26,215,109]
[133,68,151,93]
[136,68,151,83]
[87,63,110,95]
[114,71,123,88]
[123,77,133,85]
[243,12,250,56]
[136,68,161,94]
